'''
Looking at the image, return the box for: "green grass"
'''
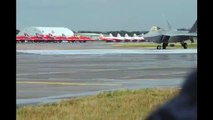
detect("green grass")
[17,88,179,120]
[112,42,197,49]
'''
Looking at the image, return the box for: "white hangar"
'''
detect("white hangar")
[17,27,74,37]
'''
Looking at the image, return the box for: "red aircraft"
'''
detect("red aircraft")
[99,33,115,42]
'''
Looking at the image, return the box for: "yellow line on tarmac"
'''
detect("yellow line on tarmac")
[17,81,121,86]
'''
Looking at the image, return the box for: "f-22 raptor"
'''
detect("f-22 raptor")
[143,20,197,49]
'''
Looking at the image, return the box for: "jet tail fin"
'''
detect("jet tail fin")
[24,32,29,37]
[189,20,197,33]
[109,33,113,37]
[117,33,121,37]
[166,20,172,30]
[62,33,66,37]
[162,14,172,30]
[133,33,137,37]
[99,34,104,38]
[125,34,129,37]
[141,33,144,37]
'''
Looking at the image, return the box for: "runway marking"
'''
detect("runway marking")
[17,71,77,76]
[17,49,197,55]
[17,81,121,86]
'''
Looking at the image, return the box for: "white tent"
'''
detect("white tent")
[17,27,74,37]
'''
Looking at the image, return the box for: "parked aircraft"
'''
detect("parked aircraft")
[122,33,145,42]
[143,20,197,49]
[16,33,39,42]
[49,33,66,42]
[124,34,134,42]
[67,35,95,43]
[132,33,145,42]
[99,33,115,42]
[99,33,146,43]
[115,33,125,42]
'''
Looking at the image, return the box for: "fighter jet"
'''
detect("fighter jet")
[124,34,134,42]
[143,20,197,49]
[132,33,145,42]
[99,33,115,42]
[115,33,125,42]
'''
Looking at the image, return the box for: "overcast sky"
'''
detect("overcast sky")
[17,0,197,31]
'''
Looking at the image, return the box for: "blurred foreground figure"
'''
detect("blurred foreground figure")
[145,70,197,120]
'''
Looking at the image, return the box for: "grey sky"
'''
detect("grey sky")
[17,0,197,31]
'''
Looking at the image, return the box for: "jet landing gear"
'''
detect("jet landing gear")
[157,45,161,49]
[181,42,188,49]
[156,43,168,49]
[162,43,168,49]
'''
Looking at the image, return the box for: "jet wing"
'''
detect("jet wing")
[162,31,197,43]
[162,31,197,37]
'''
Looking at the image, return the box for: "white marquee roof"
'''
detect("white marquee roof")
[17,27,74,37]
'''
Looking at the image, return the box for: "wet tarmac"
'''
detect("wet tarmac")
[16,43,197,107]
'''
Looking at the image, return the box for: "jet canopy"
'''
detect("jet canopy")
[149,26,162,32]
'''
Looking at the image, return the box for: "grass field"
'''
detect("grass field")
[17,88,179,120]
[112,41,197,49]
